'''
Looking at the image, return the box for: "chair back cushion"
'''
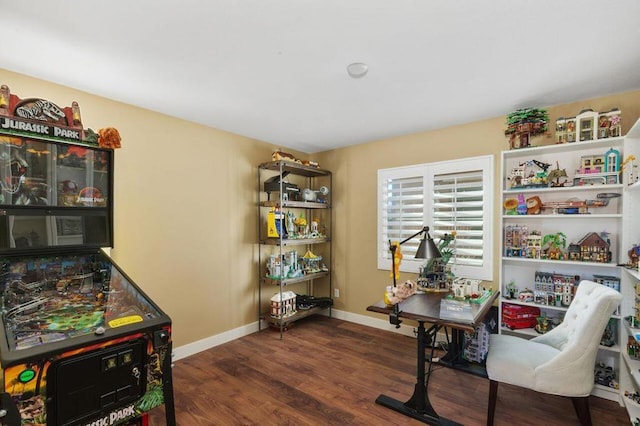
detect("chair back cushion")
[488,280,621,396]
[532,280,621,394]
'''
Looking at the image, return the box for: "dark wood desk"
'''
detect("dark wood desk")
[367,290,499,425]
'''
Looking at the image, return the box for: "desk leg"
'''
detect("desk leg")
[375,321,461,426]
[440,327,465,366]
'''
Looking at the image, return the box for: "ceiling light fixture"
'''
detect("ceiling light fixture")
[347,62,368,79]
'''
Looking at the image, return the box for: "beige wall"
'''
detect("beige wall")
[1,68,637,349]
[318,90,640,319]
[0,68,306,348]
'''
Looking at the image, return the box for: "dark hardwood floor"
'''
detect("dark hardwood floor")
[149,316,629,425]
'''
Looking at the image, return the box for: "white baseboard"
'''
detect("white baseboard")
[172,308,449,362]
[172,321,260,361]
[324,308,416,337]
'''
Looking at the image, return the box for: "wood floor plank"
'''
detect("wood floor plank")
[149,316,629,425]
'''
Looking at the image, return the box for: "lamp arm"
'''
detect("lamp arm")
[396,226,430,247]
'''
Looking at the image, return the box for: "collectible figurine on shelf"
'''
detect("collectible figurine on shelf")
[547,162,569,187]
[503,198,518,215]
[294,213,308,236]
[594,362,618,389]
[628,244,640,269]
[506,280,517,299]
[507,159,550,189]
[542,232,567,260]
[572,232,611,263]
[526,231,542,259]
[556,108,622,143]
[516,194,527,215]
[535,313,550,334]
[301,249,323,273]
[504,225,529,258]
[505,108,549,149]
[622,155,638,185]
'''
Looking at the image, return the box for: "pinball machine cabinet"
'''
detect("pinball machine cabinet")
[0,85,175,426]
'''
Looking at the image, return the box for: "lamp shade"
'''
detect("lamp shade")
[415,232,442,260]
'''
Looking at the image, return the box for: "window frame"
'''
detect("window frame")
[377,155,494,280]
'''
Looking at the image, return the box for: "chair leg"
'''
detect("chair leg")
[571,396,592,426]
[487,380,498,426]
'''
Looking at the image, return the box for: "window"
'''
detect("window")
[377,155,493,280]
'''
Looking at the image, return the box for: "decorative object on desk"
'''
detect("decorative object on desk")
[450,277,483,300]
[505,108,549,150]
[384,280,417,306]
[386,226,442,326]
[417,232,455,292]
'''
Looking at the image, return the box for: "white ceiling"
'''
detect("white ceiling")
[2,1,640,153]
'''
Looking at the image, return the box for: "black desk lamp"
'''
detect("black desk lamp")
[389,226,442,327]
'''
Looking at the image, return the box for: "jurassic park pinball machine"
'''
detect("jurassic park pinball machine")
[0,85,175,426]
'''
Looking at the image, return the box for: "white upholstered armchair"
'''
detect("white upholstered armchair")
[485,280,622,426]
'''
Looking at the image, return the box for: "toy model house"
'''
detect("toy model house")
[526,231,542,259]
[556,108,622,143]
[270,291,297,318]
[504,225,528,257]
[580,154,605,173]
[576,232,611,263]
[577,109,599,142]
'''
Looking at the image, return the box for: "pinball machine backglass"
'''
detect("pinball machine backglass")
[0,85,175,426]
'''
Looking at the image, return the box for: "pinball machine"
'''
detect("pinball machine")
[0,85,175,426]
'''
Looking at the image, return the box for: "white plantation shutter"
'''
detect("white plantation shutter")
[432,170,485,266]
[378,156,493,279]
[378,165,427,271]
